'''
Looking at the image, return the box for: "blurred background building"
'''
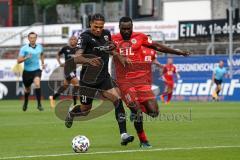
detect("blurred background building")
[0,0,240,57]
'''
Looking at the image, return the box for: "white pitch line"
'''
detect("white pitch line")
[0,145,240,160]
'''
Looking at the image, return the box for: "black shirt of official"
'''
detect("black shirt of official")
[77,29,112,84]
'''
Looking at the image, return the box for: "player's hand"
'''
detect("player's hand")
[176,49,191,57]
[42,63,46,70]
[118,55,132,67]
[25,54,32,60]
[108,41,116,51]
[87,57,101,66]
[60,63,65,67]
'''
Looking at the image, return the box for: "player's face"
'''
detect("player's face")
[120,22,133,40]
[69,36,77,47]
[28,34,37,45]
[167,58,173,64]
[219,61,224,68]
[90,20,104,37]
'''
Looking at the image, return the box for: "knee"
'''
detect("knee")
[149,110,159,118]
[25,87,31,93]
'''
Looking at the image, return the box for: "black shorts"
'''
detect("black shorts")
[214,79,222,85]
[22,69,42,88]
[65,70,77,82]
[79,76,117,105]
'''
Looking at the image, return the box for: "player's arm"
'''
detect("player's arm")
[153,59,163,68]
[211,69,216,85]
[73,35,101,66]
[176,71,180,79]
[74,49,101,66]
[40,52,45,69]
[57,48,64,67]
[17,47,31,64]
[147,42,190,56]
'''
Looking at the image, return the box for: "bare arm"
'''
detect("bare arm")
[176,71,180,79]
[56,52,64,66]
[147,42,191,56]
[74,49,101,66]
[41,53,44,66]
[153,59,163,68]
[17,54,31,64]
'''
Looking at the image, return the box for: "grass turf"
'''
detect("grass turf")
[0,100,239,160]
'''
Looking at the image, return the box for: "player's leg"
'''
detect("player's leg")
[166,82,174,104]
[49,80,69,108]
[160,82,168,103]
[102,87,134,145]
[65,95,93,128]
[65,84,96,128]
[22,71,33,111]
[128,103,152,148]
[215,84,222,101]
[70,77,79,105]
[212,79,221,100]
[33,70,43,111]
[141,99,159,118]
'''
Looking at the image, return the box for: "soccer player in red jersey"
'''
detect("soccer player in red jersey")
[160,58,180,104]
[112,17,190,148]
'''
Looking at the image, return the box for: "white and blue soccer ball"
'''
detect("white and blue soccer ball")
[72,135,90,153]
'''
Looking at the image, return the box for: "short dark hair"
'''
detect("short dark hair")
[28,32,37,37]
[119,16,133,25]
[90,13,105,22]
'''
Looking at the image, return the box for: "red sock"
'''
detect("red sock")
[137,131,148,143]
[167,92,172,102]
[162,92,168,97]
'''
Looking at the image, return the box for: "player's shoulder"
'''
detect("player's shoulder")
[20,44,29,50]
[80,30,92,38]
[36,43,43,48]
[102,29,111,36]
[132,32,147,38]
[111,33,122,40]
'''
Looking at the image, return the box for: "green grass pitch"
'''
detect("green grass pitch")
[0,100,240,160]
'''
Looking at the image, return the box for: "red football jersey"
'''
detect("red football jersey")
[141,46,157,84]
[162,64,176,81]
[112,32,153,84]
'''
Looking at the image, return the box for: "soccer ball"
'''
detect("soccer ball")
[72,135,90,153]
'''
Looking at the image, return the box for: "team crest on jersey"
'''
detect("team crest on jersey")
[131,38,137,44]
[104,35,109,41]
[77,37,83,48]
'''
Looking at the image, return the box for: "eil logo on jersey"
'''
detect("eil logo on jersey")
[119,47,133,56]
[145,56,152,62]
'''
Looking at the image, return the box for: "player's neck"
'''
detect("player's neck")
[29,43,36,48]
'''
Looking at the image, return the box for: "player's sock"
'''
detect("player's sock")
[72,86,79,105]
[22,92,30,111]
[73,96,77,105]
[114,99,127,134]
[137,131,148,143]
[69,105,82,117]
[24,92,30,105]
[130,108,148,142]
[35,88,41,106]
[167,92,172,102]
[53,86,66,99]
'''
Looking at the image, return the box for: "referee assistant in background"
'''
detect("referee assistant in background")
[17,32,45,111]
